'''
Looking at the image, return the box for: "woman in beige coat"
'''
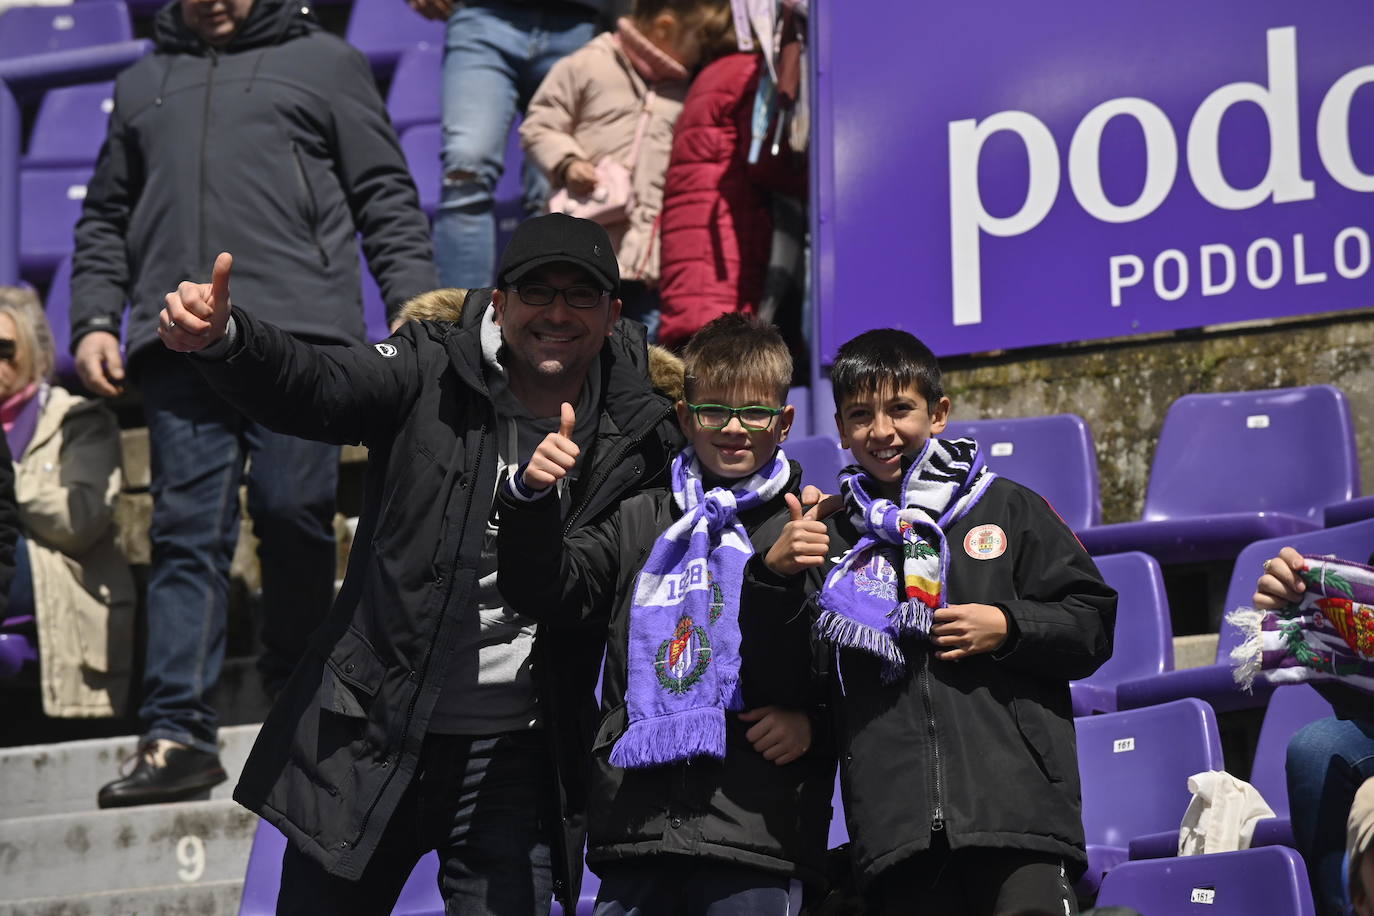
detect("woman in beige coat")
[521,0,732,340]
[0,288,134,716]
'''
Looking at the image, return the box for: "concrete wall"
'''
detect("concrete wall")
[940,310,1374,524]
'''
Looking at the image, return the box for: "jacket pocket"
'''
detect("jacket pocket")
[1011,694,1065,784]
[325,626,386,718]
[289,140,330,268]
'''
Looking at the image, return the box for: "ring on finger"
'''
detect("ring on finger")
[168,319,176,330]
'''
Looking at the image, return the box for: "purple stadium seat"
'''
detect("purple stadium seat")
[785,433,847,494]
[1114,515,1374,714]
[1324,495,1374,528]
[387,45,441,134]
[1076,386,1359,564]
[828,769,848,850]
[0,1,132,59]
[1096,845,1315,916]
[1070,551,1173,716]
[1074,698,1224,896]
[399,123,440,218]
[944,413,1101,532]
[19,167,92,280]
[785,385,812,438]
[345,0,443,75]
[24,81,115,167]
[0,615,38,679]
[43,255,80,385]
[1127,684,1334,860]
[238,819,443,915]
[493,119,527,258]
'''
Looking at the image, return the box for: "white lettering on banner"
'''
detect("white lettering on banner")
[949,26,1373,326]
[1109,225,1372,306]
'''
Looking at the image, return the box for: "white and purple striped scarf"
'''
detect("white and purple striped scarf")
[1229,554,1374,695]
[815,437,995,680]
[610,446,791,769]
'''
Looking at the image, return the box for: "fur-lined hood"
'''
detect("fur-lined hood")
[397,287,685,402]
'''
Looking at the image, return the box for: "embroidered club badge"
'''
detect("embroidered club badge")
[655,615,711,694]
[963,524,1007,560]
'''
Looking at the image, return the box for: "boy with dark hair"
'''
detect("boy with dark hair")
[498,313,835,915]
[817,328,1117,915]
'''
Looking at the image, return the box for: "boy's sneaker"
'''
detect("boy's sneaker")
[97,738,227,808]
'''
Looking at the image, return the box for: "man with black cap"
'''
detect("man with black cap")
[159,212,683,914]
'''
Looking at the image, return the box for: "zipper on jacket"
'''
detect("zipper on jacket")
[351,423,488,848]
[289,140,331,268]
[562,404,673,536]
[198,51,217,270]
[918,649,945,832]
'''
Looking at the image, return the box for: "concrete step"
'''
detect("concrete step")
[0,879,243,915]
[1173,632,1220,669]
[0,799,257,902]
[0,724,261,821]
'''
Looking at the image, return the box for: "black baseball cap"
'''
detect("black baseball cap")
[496,212,620,295]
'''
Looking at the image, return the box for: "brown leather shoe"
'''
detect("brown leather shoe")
[97,739,227,809]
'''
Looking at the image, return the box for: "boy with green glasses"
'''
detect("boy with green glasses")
[498,313,835,914]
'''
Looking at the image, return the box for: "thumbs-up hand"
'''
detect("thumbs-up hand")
[522,402,581,491]
[160,252,234,352]
[763,491,831,577]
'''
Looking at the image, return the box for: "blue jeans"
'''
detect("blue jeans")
[434,0,598,288]
[277,731,554,915]
[593,859,802,916]
[137,351,338,754]
[1287,716,1374,916]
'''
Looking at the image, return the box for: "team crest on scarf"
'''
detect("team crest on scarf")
[655,615,713,694]
[1230,555,1374,693]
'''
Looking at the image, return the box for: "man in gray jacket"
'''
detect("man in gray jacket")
[71,0,437,807]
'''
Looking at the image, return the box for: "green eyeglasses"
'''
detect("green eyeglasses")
[687,403,784,431]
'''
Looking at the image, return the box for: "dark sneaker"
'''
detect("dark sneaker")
[97,739,228,809]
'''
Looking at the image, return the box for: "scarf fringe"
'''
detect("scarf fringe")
[815,608,906,679]
[609,706,726,768]
[890,599,933,636]
[1226,607,1267,692]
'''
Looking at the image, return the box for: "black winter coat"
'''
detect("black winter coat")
[195,295,681,908]
[822,477,1116,889]
[72,0,435,360]
[497,463,836,887]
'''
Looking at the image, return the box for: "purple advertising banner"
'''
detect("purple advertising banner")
[814,1,1374,361]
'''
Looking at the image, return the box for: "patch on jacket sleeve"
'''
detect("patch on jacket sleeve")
[963,524,1008,560]
[374,342,398,358]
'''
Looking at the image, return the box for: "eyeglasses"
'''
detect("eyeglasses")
[510,283,607,309]
[687,403,784,431]
[0,339,15,362]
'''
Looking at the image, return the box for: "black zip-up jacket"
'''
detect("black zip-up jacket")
[72,0,436,360]
[192,294,681,908]
[497,463,836,887]
[821,477,1116,889]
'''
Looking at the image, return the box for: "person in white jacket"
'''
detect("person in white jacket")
[0,287,134,719]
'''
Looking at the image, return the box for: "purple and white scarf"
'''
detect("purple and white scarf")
[610,446,791,768]
[1229,554,1374,695]
[814,437,996,680]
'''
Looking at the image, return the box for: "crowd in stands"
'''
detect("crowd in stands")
[5,0,1374,914]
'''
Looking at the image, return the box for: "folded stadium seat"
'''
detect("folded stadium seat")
[344,0,443,76]
[23,81,115,168]
[1069,551,1173,716]
[238,818,444,915]
[0,1,132,58]
[785,433,848,494]
[1113,516,1374,714]
[1096,845,1316,916]
[1075,386,1359,564]
[399,123,440,219]
[19,167,91,283]
[944,413,1101,532]
[1074,698,1224,897]
[1127,683,1335,860]
[43,255,81,385]
[387,45,441,134]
